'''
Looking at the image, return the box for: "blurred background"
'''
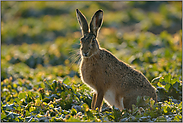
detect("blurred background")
[1,2,182,122]
[1,1,182,82]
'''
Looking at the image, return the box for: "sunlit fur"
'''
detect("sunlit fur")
[76,9,157,111]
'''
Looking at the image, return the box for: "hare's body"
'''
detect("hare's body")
[80,48,156,110]
[76,9,157,111]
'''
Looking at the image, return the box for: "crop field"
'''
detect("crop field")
[1,1,182,122]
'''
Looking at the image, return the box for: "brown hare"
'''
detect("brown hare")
[76,9,157,111]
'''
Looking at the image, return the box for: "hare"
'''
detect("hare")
[76,9,157,111]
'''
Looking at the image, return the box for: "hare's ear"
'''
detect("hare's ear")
[90,9,103,37]
[76,9,89,36]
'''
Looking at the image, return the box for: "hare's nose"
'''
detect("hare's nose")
[83,52,88,57]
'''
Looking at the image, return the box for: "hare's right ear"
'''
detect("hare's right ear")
[76,9,89,36]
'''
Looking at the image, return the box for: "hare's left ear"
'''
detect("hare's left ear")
[90,9,103,37]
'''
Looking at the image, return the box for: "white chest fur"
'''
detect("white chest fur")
[104,89,124,110]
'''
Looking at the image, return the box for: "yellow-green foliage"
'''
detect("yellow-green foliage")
[1,1,182,122]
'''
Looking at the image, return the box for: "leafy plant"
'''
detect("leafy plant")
[1,1,182,122]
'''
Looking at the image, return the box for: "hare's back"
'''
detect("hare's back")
[99,49,156,94]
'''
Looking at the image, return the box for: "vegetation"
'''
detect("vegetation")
[1,1,182,122]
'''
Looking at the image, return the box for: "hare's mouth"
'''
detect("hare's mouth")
[82,52,90,58]
[82,50,99,58]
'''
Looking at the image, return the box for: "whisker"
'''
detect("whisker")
[67,50,80,62]
[77,56,82,66]
[62,47,81,77]
[67,54,81,71]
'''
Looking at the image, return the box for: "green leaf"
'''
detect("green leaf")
[164,84,170,91]
[52,80,57,90]
[26,94,32,103]
[62,77,70,85]
[67,117,81,122]
[42,98,51,103]
[29,106,36,112]
[44,80,53,91]
[86,110,94,119]
[157,82,164,88]
[164,73,171,83]
[1,111,6,120]
[173,114,182,122]
[170,78,177,85]
[71,108,77,115]
[81,103,89,112]
[18,92,26,100]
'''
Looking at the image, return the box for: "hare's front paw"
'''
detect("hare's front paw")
[91,93,97,110]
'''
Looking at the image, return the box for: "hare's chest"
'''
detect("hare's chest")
[80,62,99,91]
[80,61,98,77]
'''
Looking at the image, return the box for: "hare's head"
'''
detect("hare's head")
[76,9,103,58]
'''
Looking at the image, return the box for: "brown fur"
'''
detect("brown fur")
[76,9,157,111]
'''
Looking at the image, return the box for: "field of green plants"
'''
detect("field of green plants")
[1,1,182,122]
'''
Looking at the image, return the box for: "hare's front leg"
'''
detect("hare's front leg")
[95,91,104,111]
[91,93,97,110]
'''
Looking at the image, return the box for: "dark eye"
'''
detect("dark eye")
[92,38,96,43]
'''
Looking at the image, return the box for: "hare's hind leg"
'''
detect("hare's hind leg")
[123,93,139,109]
[91,93,97,110]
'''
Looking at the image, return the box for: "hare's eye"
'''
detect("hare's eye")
[92,38,96,43]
